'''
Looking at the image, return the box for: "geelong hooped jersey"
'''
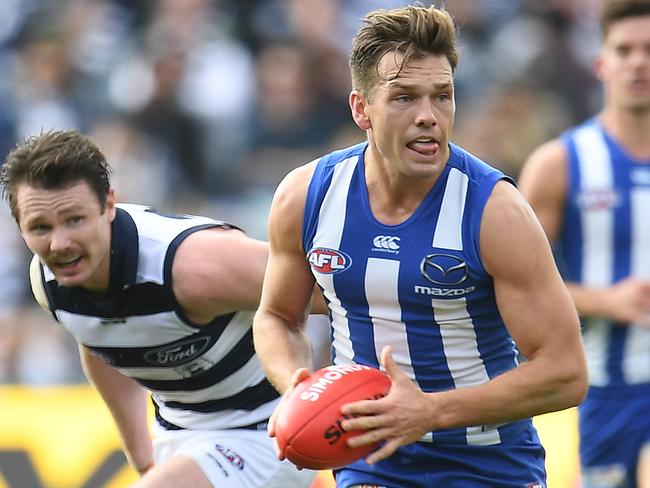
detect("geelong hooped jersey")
[303,142,531,446]
[31,204,278,431]
[560,120,650,390]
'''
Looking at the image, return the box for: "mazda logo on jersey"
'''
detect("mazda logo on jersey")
[144,336,211,366]
[420,254,469,285]
[307,247,352,274]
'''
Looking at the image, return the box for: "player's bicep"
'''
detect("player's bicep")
[481,182,579,358]
[261,165,317,324]
[518,140,568,242]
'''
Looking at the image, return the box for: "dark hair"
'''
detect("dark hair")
[600,0,650,37]
[350,5,459,96]
[0,130,112,222]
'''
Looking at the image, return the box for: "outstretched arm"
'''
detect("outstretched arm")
[172,225,327,325]
[79,345,154,476]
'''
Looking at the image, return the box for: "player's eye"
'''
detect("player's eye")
[616,45,631,57]
[29,223,51,234]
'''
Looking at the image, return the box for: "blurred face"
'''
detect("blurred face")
[16,181,116,293]
[598,15,650,113]
[350,52,455,179]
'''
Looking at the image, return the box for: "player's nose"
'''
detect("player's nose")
[49,227,73,253]
[414,99,437,127]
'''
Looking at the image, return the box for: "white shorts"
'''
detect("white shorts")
[152,425,317,488]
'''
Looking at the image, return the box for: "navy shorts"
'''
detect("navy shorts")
[579,386,650,488]
[334,424,546,488]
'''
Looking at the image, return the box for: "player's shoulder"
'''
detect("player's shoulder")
[480,179,550,276]
[486,179,527,217]
[522,119,601,177]
[524,138,568,174]
[274,160,319,210]
[272,143,367,232]
[276,142,366,200]
[518,137,569,200]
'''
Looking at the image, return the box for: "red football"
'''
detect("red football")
[274,364,391,470]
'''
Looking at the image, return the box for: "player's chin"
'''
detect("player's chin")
[406,164,440,180]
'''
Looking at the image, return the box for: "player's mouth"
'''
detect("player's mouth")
[407,137,439,156]
[50,256,83,272]
[629,78,650,92]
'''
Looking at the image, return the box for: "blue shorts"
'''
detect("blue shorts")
[334,424,546,487]
[579,385,650,488]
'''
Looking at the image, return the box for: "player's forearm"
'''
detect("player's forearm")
[565,282,615,319]
[106,385,154,474]
[80,349,153,472]
[430,354,587,431]
[95,375,153,472]
[253,310,312,393]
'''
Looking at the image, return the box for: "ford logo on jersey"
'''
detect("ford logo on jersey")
[144,336,211,366]
[307,247,352,274]
[420,253,469,285]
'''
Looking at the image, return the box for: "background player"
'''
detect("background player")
[519,1,650,486]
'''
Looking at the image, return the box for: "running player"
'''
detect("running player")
[519,1,650,486]
[253,5,588,487]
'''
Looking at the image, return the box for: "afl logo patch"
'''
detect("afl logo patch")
[307,248,352,274]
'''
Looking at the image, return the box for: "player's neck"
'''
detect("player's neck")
[364,160,437,226]
[599,108,650,160]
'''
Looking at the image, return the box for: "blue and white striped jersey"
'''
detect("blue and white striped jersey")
[560,120,650,390]
[303,142,531,446]
[31,204,278,431]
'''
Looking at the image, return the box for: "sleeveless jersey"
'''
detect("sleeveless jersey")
[31,204,279,431]
[560,120,650,390]
[302,142,531,446]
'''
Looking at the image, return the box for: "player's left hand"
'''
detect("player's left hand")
[268,367,312,461]
[339,345,434,464]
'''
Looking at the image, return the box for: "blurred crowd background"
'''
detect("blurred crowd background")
[0,0,603,384]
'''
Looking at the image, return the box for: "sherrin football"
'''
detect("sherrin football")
[274,364,391,470]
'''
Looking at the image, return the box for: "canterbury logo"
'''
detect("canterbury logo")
[372,235,401,250]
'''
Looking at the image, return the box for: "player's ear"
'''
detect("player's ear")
[349,90,371,131]
[593,53,604,82]
[105,189,117,222]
